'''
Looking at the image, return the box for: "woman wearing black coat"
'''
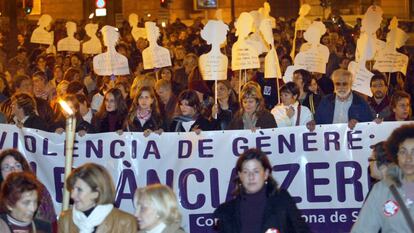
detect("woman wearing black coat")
[124,86,166,136]
[169,89,215,132]
[92,88,128,133]
[214,148,310,233]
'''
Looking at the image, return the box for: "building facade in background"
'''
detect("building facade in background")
[0,0,412,26]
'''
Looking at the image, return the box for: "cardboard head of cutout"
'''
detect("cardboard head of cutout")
[235,12,254,39]
[101,25,119,48]
[129,13,139,27]
[201,20,229,47]
[361,5,383,35]
[304,21,326,45]
[145,22,160,45]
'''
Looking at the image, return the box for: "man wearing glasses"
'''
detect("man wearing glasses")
[315,69,373,129]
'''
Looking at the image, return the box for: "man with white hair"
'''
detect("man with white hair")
[315,69,373,129]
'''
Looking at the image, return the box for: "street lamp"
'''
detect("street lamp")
[59,99,77,211]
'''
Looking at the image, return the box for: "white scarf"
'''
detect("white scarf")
[72,204,114,233]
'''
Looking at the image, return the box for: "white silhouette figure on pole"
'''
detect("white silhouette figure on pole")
[232,12,260,71]
[31,14,54,45]
[82,23,103,55]
[93,26,130,76]
[129,13,147,41]
[199,20,229,81]
[373,17,409,75]
[294,21,329,74]
[290,4,312,59]
[142,22,172,69]
[57,21,81,52]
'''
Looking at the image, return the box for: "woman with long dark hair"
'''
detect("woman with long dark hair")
[169,89,214,132]
[211,80,239,130]
[92,88,128,133]
[214,148,309,233]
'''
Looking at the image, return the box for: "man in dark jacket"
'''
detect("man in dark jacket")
[315,69,373,129]
[11,92,48,131]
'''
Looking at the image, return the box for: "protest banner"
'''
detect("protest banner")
[0,122,409,232]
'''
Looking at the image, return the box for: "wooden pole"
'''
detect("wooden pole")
[60,99,77,212]
[214,80,218,119]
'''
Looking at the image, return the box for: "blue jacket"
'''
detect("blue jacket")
[315,92,374,124]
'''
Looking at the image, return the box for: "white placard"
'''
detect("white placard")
[30,14,54,45]
[57,21,80,52]
[129,13,147,41]
[247,10,267,55]
[373,51,408,75]
[373,17,409,75]
[293,21,329,74]
[199,20,229,81]
[348,61,373,97]
[142,22,172,69]
[295,4,311,31]
[93,25,130,75]
[232,12,260,71]
[260,18,281,78]
[82,23,103,55]
[261,2,276,28]
[355,5,383,62]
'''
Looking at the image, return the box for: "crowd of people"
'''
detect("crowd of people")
[0,14,412,135]
[0,9,412,233]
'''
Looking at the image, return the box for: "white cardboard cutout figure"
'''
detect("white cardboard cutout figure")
[296,4,311,31]
[373,17,409,75]
[349,5,385,96]
[232,12,260,71]
[199,20,229,81]
[82,23,103,55]
[348,61,373,97]
[93,26,130,75]
[291,4,312,59]
[142,22,172,70]
[260,18,282,79]
[355,5,385,62]
[31,14,54,45]
[293,21,329,74]
[261,2,276,28]
[57,21,81,52]
[129,13,147,41]
[247,10,267,55]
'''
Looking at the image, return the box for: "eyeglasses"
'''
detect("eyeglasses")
[334,82,349,87]
[1,163,23,172]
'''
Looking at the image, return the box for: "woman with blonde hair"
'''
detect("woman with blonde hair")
[134,184,185,233]
[228,82,277,130]
[58,163,136,233]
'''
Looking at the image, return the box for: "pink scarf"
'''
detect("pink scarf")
[136,108,152,122]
